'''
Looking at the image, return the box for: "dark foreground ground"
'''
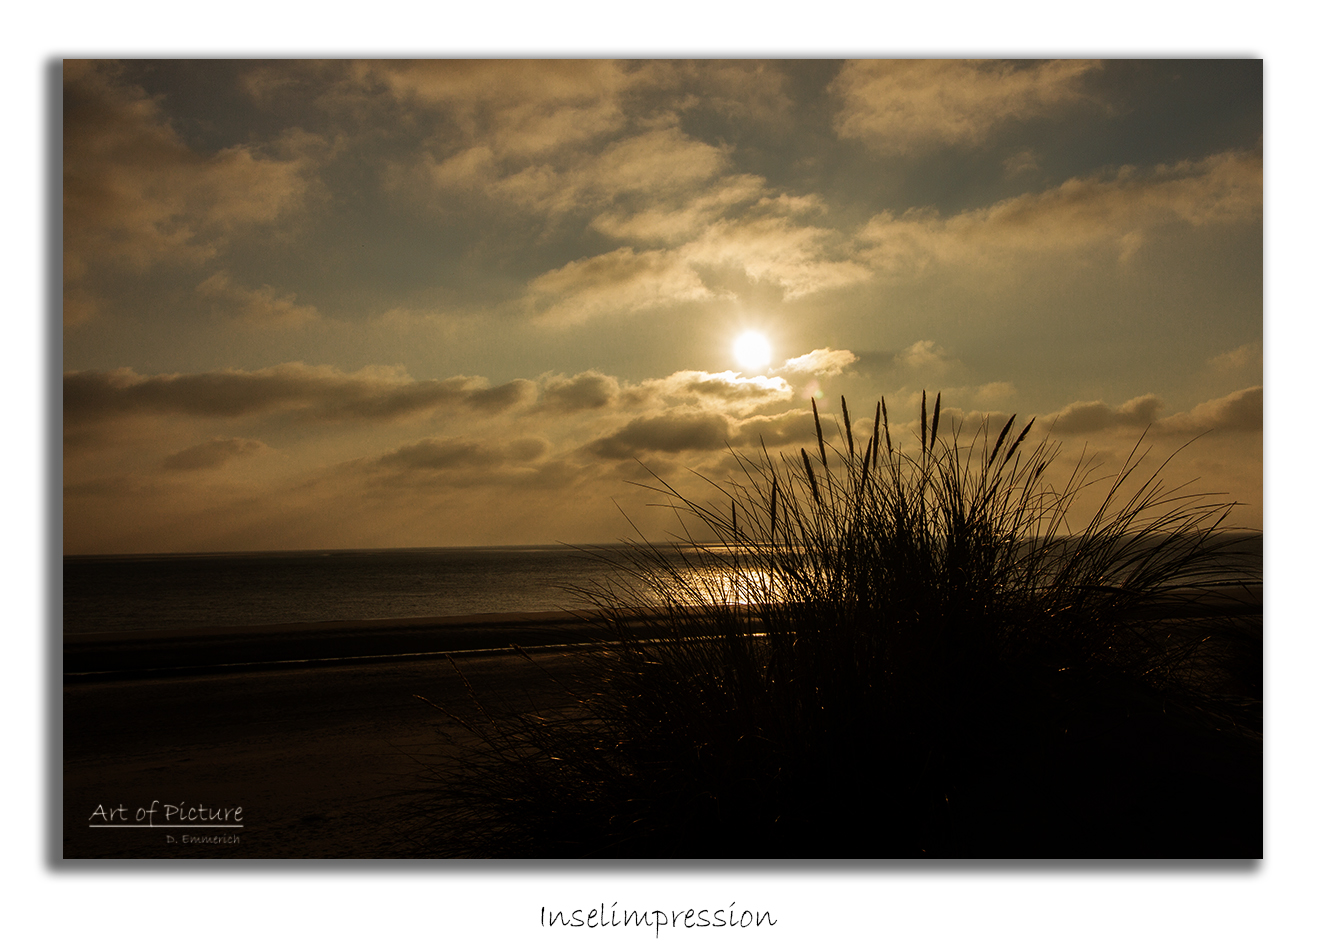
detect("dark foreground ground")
[64,648,584,859]
[62,598,1262,860]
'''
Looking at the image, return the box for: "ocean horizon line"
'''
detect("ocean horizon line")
[63,529,1267,562]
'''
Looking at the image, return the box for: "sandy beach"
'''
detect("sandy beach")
[64,614,601,859]
[63,587,1261,859]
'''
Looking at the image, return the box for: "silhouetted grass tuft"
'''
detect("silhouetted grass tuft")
[414,395,1261,857]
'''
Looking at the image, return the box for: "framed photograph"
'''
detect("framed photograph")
[62,59,1262,862]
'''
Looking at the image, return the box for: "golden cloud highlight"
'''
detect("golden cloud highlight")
[857,150,1262,273]
[831,60,1101,155]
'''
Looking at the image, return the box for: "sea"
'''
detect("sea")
[62,546,639,637]
[63,535,1262,638]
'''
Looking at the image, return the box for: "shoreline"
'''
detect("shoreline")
[63,608,609,678]
[62,607,594,641]
[63,583,1263,679]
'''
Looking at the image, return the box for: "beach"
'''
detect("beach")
[64,613,600,859]
[63,585,1262,859]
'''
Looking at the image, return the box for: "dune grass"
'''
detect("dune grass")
[416,395,1261,857]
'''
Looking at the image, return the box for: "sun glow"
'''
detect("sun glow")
[733,331,772,371]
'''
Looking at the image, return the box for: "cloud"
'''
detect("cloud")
[368,61,792,203]
[355,60,799,159]
[372,66,869,316]
[196,272,320,328]
[1044,388,1261,437]
[162,437,266,471]
[375,437,502,471]
[591,179,826,254]
[780,348,859,377]
[683,215,871,300]
[1208,343,1262,373]
[412,123,733,220]
[375,434,553,473]
[375,71,867,314]
[582,125,730,204]
[651,60,798,130]
[63,61,316,284]
[1161,387,1262,433]
[468,379,538,412]
[64,363,536,424]
[538,371,621,412]
[973,381,1018,406]
[856,150,1262,272]
[590,175,766,244]
[1049,394,1164,434]
[830,60,1101,155]
[582,186,870,311]
[643,370,794,411]
[527,248,718,327]
[352,60,634,159]
[588,413,733,459]
[732,411,817,449]
[507,436,553,463]
[1003,149,1040,177]
[529,368,793,421]
[896,340,959,376]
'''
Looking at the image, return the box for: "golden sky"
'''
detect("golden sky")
[63,60,1263,553]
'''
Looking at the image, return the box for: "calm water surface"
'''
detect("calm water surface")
[64,535,1261,637]
[63,546,629,635]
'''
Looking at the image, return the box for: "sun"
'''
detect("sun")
[733,330,772,371]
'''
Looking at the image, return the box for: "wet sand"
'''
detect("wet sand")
[63,609,607,677]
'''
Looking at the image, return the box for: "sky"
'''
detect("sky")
[62,59,1263,554]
